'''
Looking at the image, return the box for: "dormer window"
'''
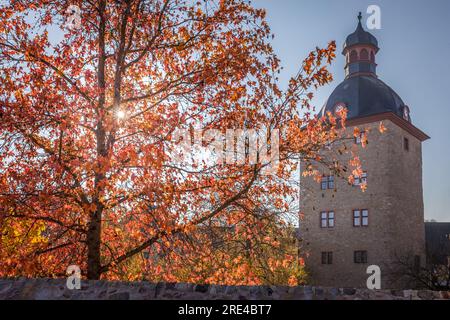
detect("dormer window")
[333,102,346,115]
[402,106,411,122]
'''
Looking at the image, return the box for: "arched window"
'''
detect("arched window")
[349,50,358,63]
[370,51,375,62]
[360,49,369,60]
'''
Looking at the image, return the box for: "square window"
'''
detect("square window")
[321,175,335,190]
[322,252,333,264]
[320,211,334,228]
[353,172,368,186]
[354,250,368,264]
[353,210,368,227]
[355,131,366,145]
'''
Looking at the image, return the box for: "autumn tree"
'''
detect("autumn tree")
[122,213,306,285]
[0,0,353,282]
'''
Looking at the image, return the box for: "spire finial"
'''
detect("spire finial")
[357,12,362,23]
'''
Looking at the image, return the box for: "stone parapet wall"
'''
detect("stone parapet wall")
[0,278,449,300]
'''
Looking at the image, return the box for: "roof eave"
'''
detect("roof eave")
[346,112,430,142]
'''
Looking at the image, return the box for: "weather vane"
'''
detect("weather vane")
[358,12,362,22]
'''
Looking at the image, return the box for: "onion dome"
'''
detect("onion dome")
[320,13,412,123]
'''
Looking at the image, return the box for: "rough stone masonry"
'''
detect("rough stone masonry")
[0,278,449,300]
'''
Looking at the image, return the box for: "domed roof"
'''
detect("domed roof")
[343,14,379,52]
[320,75,407,120]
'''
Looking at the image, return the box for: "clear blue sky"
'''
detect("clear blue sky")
[255,0,450,222]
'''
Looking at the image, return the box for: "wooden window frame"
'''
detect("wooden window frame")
[353,209,369,227]
[321,251,333,265]
[320,211,335,228]
[354,131,366,145]
[321,175,335,190]
[353,171,368,186]
[354,250,368,264]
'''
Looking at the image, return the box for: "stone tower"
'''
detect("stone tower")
[299,14,430,289]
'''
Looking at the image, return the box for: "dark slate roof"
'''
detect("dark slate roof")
[320,75,407,120]
[343,20,379,52]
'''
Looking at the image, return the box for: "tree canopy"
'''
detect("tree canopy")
[0,0,357,283]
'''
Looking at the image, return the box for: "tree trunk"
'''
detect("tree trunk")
[87,210,102,280]
[88,125,106,280]
[87,0,107,281]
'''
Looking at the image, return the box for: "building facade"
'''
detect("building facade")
[299,15,430,289]
[425,222,450,268]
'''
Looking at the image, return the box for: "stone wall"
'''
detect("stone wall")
[0,278,449,300]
